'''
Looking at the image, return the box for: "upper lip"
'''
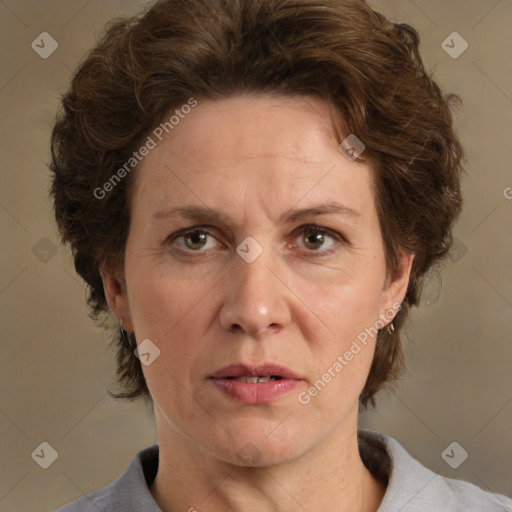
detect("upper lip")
[210,363,302,380]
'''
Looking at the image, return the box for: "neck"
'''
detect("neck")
[150,409,385,512]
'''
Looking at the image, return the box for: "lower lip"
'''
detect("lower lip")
[211,378,301,404]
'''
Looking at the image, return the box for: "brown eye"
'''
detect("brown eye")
[184,231,208,250]
[294,226,339,254]
[171,228,218,252]
[303,230,326,250]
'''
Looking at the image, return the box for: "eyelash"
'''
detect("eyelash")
[166,225,344,257]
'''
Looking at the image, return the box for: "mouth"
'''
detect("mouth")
[209,364,302,404]
[225,376,283,383]
[210,363,301,380]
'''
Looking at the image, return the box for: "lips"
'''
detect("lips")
[211,363,301,380]
[209,363,302,404]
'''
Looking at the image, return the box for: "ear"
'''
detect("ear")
[380,251,414,321]
[100,264,134,333]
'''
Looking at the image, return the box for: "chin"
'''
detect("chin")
[204,419,311,468]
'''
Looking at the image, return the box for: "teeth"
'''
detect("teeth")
[235,376,277,383]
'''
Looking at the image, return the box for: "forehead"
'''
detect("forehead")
[175,95,336,162]
[130,94,375,219]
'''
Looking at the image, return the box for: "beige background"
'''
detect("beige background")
[0,1,511,511]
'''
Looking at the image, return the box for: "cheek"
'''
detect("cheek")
[127,259,217,340]
[290,261,385,405]
[291,255,386,344]
[124,263,216,400]
[298,291,380,417]
[129,272,209,419]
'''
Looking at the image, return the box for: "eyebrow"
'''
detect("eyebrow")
[152,201,360,226]
[278,202,360,223]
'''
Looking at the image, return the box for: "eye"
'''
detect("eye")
[293,225,341,254]
[169,227,219,252]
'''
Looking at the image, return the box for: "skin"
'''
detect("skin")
[102,94,413,512]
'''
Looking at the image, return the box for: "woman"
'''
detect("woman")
[50,0,512,510]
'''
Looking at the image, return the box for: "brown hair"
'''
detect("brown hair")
[50,0,464,407]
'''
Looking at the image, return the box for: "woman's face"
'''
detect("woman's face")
[108,94,411,465]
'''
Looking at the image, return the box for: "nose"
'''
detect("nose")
[219,250,292,338]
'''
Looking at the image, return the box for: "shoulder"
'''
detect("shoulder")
[359,430,512,512]
[55,445,161,512]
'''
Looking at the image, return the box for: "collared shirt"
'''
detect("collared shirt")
[56,430,512,511]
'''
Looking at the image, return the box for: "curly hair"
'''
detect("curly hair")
[50,0,464,407]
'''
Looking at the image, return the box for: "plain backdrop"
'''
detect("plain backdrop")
[0,1,511,510]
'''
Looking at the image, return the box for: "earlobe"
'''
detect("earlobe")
[100,265,134,332]
[381,252,414,316]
